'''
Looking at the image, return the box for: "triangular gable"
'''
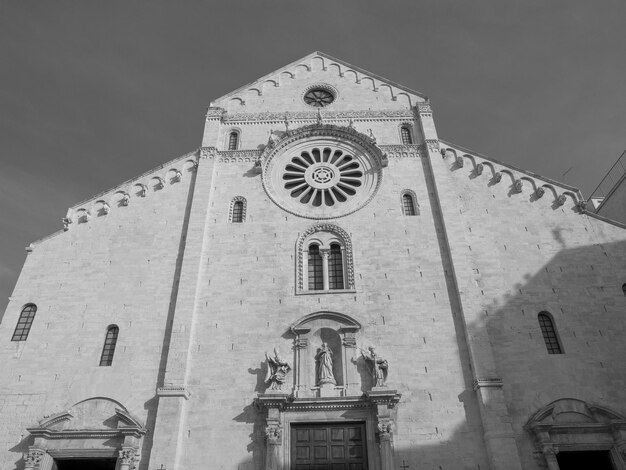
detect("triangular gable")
[210,51,427,111]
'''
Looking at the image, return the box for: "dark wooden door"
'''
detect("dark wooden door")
[291,422,368,470]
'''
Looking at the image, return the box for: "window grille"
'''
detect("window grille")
[402,194,417,216]
[99,326,119,366]
[401,126,413,145]
[538,313,562,354]
[308,244,324,290]
[328,244,344,289]
[232,201,244,223]
[11,304,37,341]
[228,132,239,150]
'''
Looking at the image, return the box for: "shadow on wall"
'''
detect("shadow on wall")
[230,238,626,470]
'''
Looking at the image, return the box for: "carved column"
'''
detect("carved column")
[256,394,289,470]
[320,249,330,290]
[24,448,47,470]
[366,389,401,470]
[118,447,140,470]
[341,328,359,394]
[541,445,560,470]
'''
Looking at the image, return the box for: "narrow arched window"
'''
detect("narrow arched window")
[402,193,417,216]
[228,131,239,150]
[99,325,119,366]
[308,244,323,290]
[11,304,37,341]
[232,201,244,223]
[538,313,562,354]
[622,283,626,297]
[328,243,344,290]
[401,126,413,145]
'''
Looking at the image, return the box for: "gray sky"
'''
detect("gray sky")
[1,0,625,313]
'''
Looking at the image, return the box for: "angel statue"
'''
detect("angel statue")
[264,348,291,391]
[315,343,336,386]
[360,346,388,387]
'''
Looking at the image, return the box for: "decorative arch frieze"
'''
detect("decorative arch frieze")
[296,223,355,293]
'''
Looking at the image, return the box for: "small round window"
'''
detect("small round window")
[304,88,335,107]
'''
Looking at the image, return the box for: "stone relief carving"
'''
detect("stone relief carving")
[24,448,46,467]
[101,202,111,215]
[62,217,72,231]
[577,200,587,212]
[265,424,283,444]
[315,343,336,386]
[138,184,148,197]
[361,346,388,387]
[221,109,415,123]
[556,194,567,206]
[513,179,523,193]
[379,145,421,159]
[493,172,502,183]
[535,187,545,198]
[264,348,291,391]
[121,193,130,206]
[475,163,484,175]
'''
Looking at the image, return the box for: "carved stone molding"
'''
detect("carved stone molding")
[217,149,263,163]
[200,146,218,159]
[556,194,567,206]
[475,163,484,175]
[417,102,432,114]
[156,386,190,399]
[206,107,225,119]
[228,196,247,223]
[493,172,502,183]
[379,144,421,159]
[424,139,439,153]
[535,187,545,198]
[24,448,46,469]
[513,179,523,193]
[265,424,283,445]
[472,377,504,390]
[222,109,415,124]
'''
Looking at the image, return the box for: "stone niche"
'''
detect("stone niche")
[256,311,402,470]
[290,311,360,398]
[23,398,145,470]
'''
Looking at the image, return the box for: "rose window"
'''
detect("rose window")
[282,147,363,207]
[303,88,335,107]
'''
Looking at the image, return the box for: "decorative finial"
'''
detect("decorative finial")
[283,114,290,132]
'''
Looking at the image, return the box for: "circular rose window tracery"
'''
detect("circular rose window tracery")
[262,129,383,219]
[283,147,364,207]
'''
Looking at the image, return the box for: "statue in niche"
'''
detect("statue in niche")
[264,348,291,391]
[361,346,388,387]
[315,342,336,386]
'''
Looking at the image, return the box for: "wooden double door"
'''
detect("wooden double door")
[291,422,368,470]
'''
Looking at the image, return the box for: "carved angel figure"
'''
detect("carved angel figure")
[264,348,291,390]
[315,342,336,386]
[361,346,388,387]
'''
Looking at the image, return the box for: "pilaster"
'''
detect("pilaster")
[148,151,216,470]
[416,104,523,470]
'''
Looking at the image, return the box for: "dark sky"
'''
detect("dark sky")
[1,1,625,313]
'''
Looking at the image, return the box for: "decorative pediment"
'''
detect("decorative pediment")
[27,398,146,439]
[290,311,361,336]
[527,398,626,429]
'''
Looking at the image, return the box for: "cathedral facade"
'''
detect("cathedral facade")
[2,52,626,470]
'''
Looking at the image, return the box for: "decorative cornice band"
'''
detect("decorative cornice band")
[379,144,422,158]
[473,377,504,391]
[221,109,415,123]
[157,386,190,399]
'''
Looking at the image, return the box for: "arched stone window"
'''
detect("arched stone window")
[297,224,354,294]
[12,303,37,341]
[99,325,119,366]
[400,125,413,145]
[401,190,419,216]
[228,130,239,150]
[538,312,563,354]
[229,196,247,223]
